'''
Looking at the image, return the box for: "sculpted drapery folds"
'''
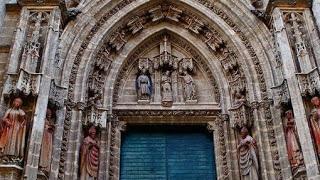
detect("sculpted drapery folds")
[39,108,55,173]
[284,110,304,173]
[237,127,259,180]
[136,68,152,101]
[0,98,26,158]
[180,70,196,101]
[310,97,320,156]
[80,125,99,180]
[161,70,173,105]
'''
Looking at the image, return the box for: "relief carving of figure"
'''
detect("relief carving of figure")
[161,70,173,105]
[237,127,259,180]
[39,108,55,174]
[310,97,320,157]
[284,110,304,174]
[0,98,26,158]
[136,68,152,101]
[80,125,99,180]
[180,71,196,101]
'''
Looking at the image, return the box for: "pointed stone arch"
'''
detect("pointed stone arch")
[52,0,287,179]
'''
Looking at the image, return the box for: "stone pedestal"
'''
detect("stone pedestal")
[0,164,23,180]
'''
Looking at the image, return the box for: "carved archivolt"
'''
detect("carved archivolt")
[60,0,279,178]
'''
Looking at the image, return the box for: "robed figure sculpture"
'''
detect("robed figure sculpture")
[310,96,320,157]
[39,108,55,173]
[80,125,99,180]
[238,127,259,180]
[0,98,26,158]
[136,68,152,101]
[284,110,304,174]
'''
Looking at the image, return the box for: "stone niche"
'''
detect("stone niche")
[115,35,218,107]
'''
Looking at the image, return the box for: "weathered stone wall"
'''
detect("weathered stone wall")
[0,4,19,93]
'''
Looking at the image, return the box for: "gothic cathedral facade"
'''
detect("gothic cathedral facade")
[0,0,320,179]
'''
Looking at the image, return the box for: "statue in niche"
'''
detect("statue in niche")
[180,70,196,102]
[80,125,99,180]
[310,97,320,157]
[136,68,152,102]
[39,108,55,174]
[0,97,26,158]
[284,110,304,174]
[237,127,259,180]
[161,70,173,106]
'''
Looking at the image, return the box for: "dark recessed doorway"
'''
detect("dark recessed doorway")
[120,125,217,180]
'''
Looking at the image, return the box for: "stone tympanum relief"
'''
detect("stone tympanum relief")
[283,110,305,177]
[237,127,259,180]
[0,98,27,161]
[80,125,99,180]
[39,108,55,175]
[133,35,199,107]
[310,97,320,158]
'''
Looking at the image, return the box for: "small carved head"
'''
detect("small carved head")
[285,110,294,120]
[311,97,320,106]
[240,126,249,139]
[12,98,23,108]
[46,108,52,119]
[89,125,97,139]
[141,68,147,74]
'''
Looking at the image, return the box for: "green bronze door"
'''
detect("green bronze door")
[120,126,216,180]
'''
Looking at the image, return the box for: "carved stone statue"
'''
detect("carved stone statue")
[39,108,55,174]
[310,97,320,157]
[237,127,259,180]
[284,110,304,174]
[161,70,173,106]
[0,98,26,158]
[136,68,152,101]
[180,70,196,102]
[80,125,99,180]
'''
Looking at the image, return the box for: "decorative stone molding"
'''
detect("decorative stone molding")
[259,100,282,178]
[114,109,219,117]
[271,80,290,106]
[86,106,108,127]
[49,80,67,109]
[296,68,320,97]
[108,120,126,180]
[215,114,230,179]
[229,103,252,128]
[283,11,314,72]
[3,70,42,96]
[149,5,182,22]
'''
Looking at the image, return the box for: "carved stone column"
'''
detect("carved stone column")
[272,8,320,179]
[207,115,230,180]
[313,0,320,32]
[23,6,62,180]
[48,106,66,180]
[107,117,126,180]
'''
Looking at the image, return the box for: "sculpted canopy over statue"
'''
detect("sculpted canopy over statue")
[0,98,26,158]
[180,70,196,101]
[39,108,55,173]
[80,125,99,180]
[284,110,304,173]
[136,69,152,101]
[237,127,259,180]
[310,97,320,156]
